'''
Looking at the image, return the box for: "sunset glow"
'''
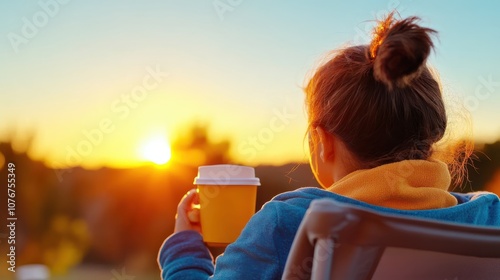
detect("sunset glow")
[139,135,172,165]
[2,1,500,168]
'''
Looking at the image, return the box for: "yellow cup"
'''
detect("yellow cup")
[194,165,260,247]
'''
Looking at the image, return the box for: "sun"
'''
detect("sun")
[139,135,172,165]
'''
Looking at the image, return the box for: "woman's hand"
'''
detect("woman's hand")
[174,189,202,234]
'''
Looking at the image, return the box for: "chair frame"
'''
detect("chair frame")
[282,199,500,280]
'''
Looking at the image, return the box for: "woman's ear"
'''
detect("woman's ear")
[315,126,335,162]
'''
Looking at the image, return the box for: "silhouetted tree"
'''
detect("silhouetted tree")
[171,122,232,166]
[464,140,500,191]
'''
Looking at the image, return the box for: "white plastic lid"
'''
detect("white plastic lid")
[194,164,260,186]
[16,264,50,280]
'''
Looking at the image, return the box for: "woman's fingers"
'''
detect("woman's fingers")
[187,208,200,223]
[174,189,202,233]
[178,189,198,211]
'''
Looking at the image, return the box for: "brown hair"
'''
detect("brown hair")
[306,13,468,185]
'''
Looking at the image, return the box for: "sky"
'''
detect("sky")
[1,0,500,168]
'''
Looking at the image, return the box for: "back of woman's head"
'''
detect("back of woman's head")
[306,13,447,168]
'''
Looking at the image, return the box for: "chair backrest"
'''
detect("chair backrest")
[282,199,500,280]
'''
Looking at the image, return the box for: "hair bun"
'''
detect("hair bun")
[370,14,436,89]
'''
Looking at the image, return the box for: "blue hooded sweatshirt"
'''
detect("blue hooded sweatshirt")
[158,187,500,279]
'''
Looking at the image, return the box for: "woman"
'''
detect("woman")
[158,13,500,279]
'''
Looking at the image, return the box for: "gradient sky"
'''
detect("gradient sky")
[1,0,500,168]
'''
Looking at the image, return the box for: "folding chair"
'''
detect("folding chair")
[282,198,500,280]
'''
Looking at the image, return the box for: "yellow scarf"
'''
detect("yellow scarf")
[327,160,457,210]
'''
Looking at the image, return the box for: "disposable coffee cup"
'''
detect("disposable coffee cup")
[194,164,260,246]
